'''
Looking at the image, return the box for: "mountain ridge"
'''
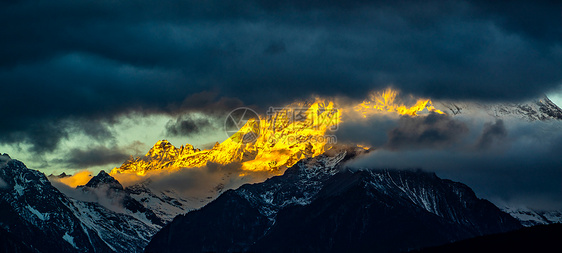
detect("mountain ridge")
[145,149,522,253]
[0,157,166,253]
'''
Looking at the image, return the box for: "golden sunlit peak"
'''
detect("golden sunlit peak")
[110,99,342,177]
[354,88,444,117]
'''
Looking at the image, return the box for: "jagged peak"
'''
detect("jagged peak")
[151,140,175,150]
[145,140,180,158]
[212,142,220,149]
[84,170,123,190]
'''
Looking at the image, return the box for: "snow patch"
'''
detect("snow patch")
[13,183,24,196]
[63,232,77,249]
[501,205,562,227]
[26,205,49,221]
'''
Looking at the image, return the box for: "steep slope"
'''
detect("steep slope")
[72,171,165,252]
[125,180,196,223]
[0,227,35,253]
[145,150,521,253]
[77,171,164,227]
[0,154,167,253]
[252,170,521,253]
[0,155,113,253]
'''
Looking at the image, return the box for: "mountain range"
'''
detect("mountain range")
[0,153,166,253]
[1,96,561,252]
[145,147,522,252]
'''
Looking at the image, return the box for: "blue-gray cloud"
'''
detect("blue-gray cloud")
[1,0,561,154]
[346,119,562,210]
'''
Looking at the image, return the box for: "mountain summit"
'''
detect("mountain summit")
[111,100,340,176]
[437,96,562,121]
[84,170,122,189]
[145,149,522,253]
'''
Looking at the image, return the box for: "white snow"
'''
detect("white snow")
[26,205,49,221]
[13,183,24,196]
[63,232,77,249]
[500,205,562,227]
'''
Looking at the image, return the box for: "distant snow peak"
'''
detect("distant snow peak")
[436,96,562,121]
[501,205,562,227]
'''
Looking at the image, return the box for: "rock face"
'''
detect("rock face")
[0,157,164,253]
[0,227,35,253]
[145,150,522,253]
[0,158,113,253]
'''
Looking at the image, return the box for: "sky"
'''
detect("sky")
[1,1,562,209]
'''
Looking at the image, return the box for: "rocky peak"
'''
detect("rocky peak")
[84,170,123,190]
[147,140,178,158]
[537,96,562,120]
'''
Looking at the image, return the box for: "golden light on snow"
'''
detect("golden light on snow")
[354,88,444,117]
[101,87,444,179]
[56,170,93,188]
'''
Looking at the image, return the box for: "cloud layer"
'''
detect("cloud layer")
[345,118,562,210]
[2,0,562,156]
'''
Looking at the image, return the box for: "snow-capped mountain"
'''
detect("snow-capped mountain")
[145,148,522,253]
[77,171,164,226]
[500,205,562,227]
[111,100,340,176]
[124,179,197,223]
[436,96,562,121]
[0,154,112,253]
[0,154,165,253]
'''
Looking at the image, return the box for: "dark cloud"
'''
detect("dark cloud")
[346,120,562,210]
[165,116,215,136]
[177,91,245,115]
[1,1,561,153]
[475,119,507,149]
[336,116,396,147]
[386,113,469,150]
[62,146,132,168]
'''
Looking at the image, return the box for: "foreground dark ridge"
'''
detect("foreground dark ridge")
[414,223,562,253]
[146,149,522,253]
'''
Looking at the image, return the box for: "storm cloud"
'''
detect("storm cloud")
[2,0,562,155]
[386,113,469,150]
[165,115,217,137]
[346,119,562,210]
[63,146,133,168]
[475,119,507,149]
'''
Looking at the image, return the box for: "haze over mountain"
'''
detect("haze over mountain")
[2,1,562,252]
[2,0,562,174]
[2,91,562,252]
